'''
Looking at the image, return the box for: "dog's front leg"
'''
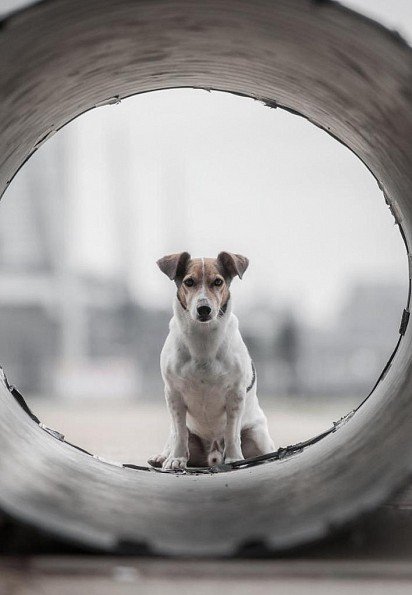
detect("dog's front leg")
[224,390,245,463]
[163,388,189,470]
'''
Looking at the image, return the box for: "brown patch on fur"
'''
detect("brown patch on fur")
[157,252,190,282]
[176,258,230,314]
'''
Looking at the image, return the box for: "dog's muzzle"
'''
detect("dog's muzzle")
[197,303,212,322]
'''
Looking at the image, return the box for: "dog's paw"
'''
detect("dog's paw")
[147,453,168,468]
[162,456,188,470]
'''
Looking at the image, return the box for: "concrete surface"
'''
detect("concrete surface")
[1,557,412,594]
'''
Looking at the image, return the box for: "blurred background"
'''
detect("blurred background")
[0,0,410,464]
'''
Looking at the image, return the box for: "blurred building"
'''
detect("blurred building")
[298,282,406,397]
[0,135,134,397]
[0,159,405,401]
[240,304,302,397]
[0,120,406,401]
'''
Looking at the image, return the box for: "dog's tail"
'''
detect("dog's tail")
[207,440,224,467]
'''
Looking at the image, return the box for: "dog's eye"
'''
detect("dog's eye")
[184,278,194,287]
[213,278,223,287]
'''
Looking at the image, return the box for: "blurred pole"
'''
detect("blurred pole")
[107,112,136,292]
[54,131,88,365]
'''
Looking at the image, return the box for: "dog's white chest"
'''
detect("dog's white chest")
[161,309,253,441]
[171,359,232,439]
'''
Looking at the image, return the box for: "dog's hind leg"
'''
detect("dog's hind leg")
[241,421,275,459]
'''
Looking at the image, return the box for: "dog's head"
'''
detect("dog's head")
[157,251,249,323]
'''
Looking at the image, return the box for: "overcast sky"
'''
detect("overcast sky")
[2,0,411,326]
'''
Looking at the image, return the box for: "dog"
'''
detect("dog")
[148,251,275,470]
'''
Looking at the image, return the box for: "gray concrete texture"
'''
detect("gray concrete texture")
[0,0,411,556]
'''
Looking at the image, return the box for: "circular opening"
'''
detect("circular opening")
[1,0,412,557]
[1,88,407,468]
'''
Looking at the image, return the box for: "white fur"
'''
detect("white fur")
[150,296,275,470]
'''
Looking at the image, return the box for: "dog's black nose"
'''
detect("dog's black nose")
[197,305,212,319]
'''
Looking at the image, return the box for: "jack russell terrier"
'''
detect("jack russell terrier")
[149,251,275,470]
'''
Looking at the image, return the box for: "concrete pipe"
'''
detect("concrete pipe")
[0,0,411,556]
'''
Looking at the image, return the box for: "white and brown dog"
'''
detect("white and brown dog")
[149,251,275,470]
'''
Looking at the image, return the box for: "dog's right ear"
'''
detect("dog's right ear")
[157,252,191,283]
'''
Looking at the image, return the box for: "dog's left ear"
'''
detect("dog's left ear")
[217,252,249,280]
[157,252,191,283]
